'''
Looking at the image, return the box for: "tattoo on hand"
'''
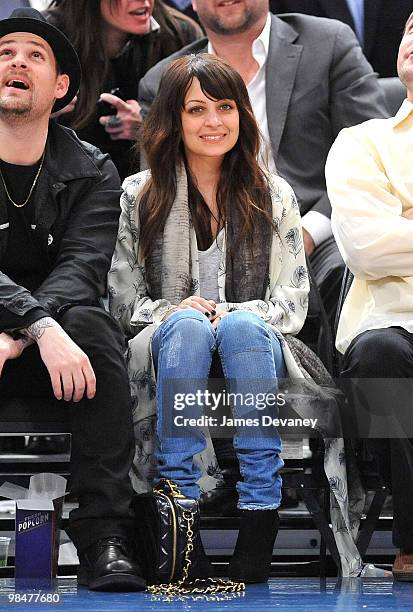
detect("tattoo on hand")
[23,317,57,341]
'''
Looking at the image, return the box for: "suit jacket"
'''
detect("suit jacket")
[139,13,389,220]
[269,1,413,77]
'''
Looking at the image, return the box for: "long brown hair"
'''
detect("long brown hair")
[47,0,200,130]
[139,53,273,259]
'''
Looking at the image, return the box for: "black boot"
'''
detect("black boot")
[199,458,241,516]
[228,510,279,583]
[78,536,147,592]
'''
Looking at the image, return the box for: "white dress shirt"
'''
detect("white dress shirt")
[326,98,413,354]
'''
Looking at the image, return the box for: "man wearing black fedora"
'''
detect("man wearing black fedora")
[0,8,145,592]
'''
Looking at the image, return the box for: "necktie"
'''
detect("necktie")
[345,0,365,47]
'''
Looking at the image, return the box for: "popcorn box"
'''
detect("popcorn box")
[14,496,64,580]
[0,474,66,581]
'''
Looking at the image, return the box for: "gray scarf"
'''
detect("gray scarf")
[145,165,272,304]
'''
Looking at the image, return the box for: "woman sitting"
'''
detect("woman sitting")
[108,53,309,583]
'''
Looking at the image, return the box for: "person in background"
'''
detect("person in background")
[45,0,203,179]
[0,8,144,591]
[326,11,413,582]
[108,53,309,583]
[269,0,413,78]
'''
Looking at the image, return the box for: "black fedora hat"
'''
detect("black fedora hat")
[0,8,81,113]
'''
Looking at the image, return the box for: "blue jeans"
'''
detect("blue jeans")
[151,309,286,509]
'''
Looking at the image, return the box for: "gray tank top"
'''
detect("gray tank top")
[198,229,224,302]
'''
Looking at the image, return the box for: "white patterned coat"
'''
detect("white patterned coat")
[108,170,365,576]
[108,169,308,486]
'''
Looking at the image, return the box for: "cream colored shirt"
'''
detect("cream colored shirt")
[326,98,413,354]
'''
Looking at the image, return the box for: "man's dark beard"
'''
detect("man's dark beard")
[0,103,31,118]
[201,9,255,35]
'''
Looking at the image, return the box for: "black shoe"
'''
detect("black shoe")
[228,510,279,583]
[199,484,240,517]
[199,463,241,517]
[78,537,147,592]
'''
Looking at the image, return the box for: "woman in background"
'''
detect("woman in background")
[108,54,309,583]
[46,0,203,178]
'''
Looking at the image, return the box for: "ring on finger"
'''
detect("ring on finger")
[106,115,122,128]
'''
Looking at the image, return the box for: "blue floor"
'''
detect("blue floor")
[1,578,413,611]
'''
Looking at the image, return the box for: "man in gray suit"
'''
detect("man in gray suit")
[270,0,413,78]
[139,0,389,332]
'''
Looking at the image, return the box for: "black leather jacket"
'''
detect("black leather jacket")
[0,121,122,332]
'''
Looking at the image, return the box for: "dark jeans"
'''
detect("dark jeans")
[0,305,135,553]
[342,327,413,552]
